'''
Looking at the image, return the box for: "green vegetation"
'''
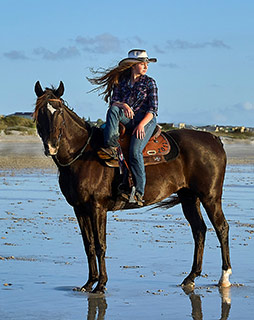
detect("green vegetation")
[0,115,36,135]
[159,123,177,131]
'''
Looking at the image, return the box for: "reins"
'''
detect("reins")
[46,98,94,167]
[55,127,94,167]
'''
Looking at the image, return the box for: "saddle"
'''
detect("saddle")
[97,124,179,168]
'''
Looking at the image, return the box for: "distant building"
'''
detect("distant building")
[7,112,33,119]
[178,123,186,129]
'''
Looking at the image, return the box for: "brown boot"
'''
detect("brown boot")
[100,146,118,159]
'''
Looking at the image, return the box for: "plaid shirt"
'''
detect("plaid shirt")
[110,75,158,116]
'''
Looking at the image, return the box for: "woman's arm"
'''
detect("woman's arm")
[132,112,154,139]
[112,101,134,119]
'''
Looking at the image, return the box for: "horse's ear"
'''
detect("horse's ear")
[35,81,44,97]
[55,81,65,98]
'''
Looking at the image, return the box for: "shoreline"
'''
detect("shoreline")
[0,134,254,170]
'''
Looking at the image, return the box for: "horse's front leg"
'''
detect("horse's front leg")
[74,207,99,292]
[91,202,108,294]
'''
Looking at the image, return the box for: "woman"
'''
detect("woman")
[88,49,158,206]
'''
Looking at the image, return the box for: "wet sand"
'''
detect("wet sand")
[0,134,254,319]
[0,135,55,170]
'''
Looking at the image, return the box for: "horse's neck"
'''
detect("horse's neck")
[57,109,89,161]
[66,110,88,139]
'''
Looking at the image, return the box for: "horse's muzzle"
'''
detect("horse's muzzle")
[44,142,58,156]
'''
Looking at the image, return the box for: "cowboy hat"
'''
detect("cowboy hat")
[119,49,157,66]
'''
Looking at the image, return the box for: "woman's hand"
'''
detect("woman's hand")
[122,103,134,119]
[112,102,134,119]
[132,123,145,139]
[132,112,154,139]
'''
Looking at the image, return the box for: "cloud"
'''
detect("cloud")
[241,101,254,111]
[75,33,122,54]
[159,63,179,69]
[154,45,166,54]
[3,50,29,60]
[75,33,146,54]
[211,101,254,126]
[160,101,254,127]
[166,39,231,50]
[33,46,80,60]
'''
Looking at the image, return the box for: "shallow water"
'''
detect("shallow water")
[0,165,254,319]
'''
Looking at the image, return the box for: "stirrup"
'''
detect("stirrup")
[100,146,118,160]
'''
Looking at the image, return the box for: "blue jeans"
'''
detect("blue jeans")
[104,105,157,195]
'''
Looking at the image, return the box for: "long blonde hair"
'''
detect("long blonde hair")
[87,62,137,103]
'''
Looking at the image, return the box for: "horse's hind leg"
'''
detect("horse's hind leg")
[201,196,232,287]
[178,189,207,288]
[74,207,99,292]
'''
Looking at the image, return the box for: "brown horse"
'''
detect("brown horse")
[34,81,232,294]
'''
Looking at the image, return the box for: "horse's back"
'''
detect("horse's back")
[168,129,226,162]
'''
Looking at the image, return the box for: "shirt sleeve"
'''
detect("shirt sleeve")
[147,78,158,116]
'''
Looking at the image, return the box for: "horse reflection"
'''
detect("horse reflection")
[87,296,107,320]
[183,286,231,320]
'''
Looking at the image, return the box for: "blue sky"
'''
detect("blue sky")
[1,0,254,126]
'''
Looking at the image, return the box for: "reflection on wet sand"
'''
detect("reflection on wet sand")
[84,287,231,320]
[182,287,231,320]
[87,296,107,320]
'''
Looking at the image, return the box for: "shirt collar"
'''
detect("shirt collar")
[127,75,146,88]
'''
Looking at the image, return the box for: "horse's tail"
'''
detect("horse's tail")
[151,195,181,210]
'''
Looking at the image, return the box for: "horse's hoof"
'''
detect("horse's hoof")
[91,286,106,295]
[181,275,195,289]
[73,286,90,292]
[181,285,194,295]
[218,269,232,288]
[181,279,195,291]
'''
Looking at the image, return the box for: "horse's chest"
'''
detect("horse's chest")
[58,170,111,206]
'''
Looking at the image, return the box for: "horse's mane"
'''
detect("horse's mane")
[62,101,88,130]
[34,87,88,130]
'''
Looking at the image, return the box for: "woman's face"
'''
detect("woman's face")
[132,62,148,77]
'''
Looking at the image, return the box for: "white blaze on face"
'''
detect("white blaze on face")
[219,268,232,288]
[46,103,58,155]
[47,103,56,114]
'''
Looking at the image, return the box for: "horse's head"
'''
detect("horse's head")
[34,81,66,156]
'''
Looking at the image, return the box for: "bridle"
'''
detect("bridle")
[46,98,93,167]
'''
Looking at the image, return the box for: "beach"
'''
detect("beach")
[1,133,254,319]
[1,134,254,170]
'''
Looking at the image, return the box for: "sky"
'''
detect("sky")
[1,0,254,126]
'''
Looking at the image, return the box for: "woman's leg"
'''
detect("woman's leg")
[129,117,157,195]
[103,106,130,147]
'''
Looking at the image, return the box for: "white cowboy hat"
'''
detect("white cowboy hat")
[119,49,157,66]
